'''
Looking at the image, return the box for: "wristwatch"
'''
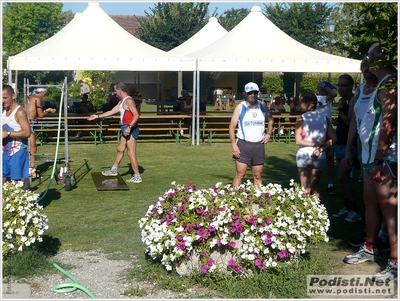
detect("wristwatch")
[373,159,384,165]
[7,131,11,137]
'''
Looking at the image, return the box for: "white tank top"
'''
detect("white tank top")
[353,83,375,134]
[359,74,397,164]
[2,105,27,156]
[236,101,266,142]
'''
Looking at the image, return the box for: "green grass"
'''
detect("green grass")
[3,135,365,298]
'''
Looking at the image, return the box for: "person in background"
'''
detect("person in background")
[88,81,142,183]
[270,96,286,135]
[28,88,56,177]
[343,42,397,283]
[316,81,337,195]
[78,80,90,102]
[295,92,336,198]
[107,92,120,109]
[343,56,389,252]
[2,85,31,184]
[229,82,274,187]
[331,74,361,222]
[290,96,301,114]
[74,97,95,138]
[180,90,193,112]
[289,96,302,123]
[176,89,193,112]
[270,96,286,113]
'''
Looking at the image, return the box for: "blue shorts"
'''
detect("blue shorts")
[3,150,29,180]
[121,124,140,140]
[334,144,358,161]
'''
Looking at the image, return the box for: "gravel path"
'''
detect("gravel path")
[23,249,210,299]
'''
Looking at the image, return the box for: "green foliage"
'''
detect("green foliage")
[263,2,333,50]
[80,71,117,108]
[2,246,53,278]
[333,3,398,64]
[2,2,74,86]
[218,8,249,31]
[299,74,340,94]
[262,74,283,96]
[44,84,62,101]
[136,2,210,51]
[2,2,65,56]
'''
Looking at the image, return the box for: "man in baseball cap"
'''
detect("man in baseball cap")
[244,82,259,93]
[229,82,274,187]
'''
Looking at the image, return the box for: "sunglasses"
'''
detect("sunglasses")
[336,84,351,88]
[247,91,258,95]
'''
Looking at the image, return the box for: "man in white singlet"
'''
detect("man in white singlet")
[2,85,31,184]
[343,43,398,283]
[229,82,274,187]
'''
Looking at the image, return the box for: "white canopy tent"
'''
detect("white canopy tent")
[188,6,361,73]
[169,16,228,56]
[7,2,195,71]
[188,6,361,145]
[169,16,228,143]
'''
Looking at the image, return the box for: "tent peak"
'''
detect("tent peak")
[88,2,99,7]
[251,6,262,12]
[208,17,218,23]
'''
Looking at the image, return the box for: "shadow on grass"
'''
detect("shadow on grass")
[263,154,298,185]
[38,235,62,256]
[264,153,365,255]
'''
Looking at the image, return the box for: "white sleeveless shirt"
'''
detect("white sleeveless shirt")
[2,105,27,156]
[236,101,266,143]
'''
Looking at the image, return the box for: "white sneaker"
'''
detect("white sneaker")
[126,175,142,183]
[102,169,118,176]
[372,259,397,282]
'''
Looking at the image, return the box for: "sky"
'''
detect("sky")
[61,1,273,16]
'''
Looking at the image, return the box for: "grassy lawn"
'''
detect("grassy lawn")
[3,116,366,297]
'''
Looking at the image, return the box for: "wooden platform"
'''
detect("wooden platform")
[91,172,129,191]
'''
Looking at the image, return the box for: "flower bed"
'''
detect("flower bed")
[139,180,330,276]
[2,182,49,256]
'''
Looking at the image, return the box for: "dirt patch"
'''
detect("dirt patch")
[312,250,398,299]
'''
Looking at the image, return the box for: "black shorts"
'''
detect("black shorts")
[236,139,265,165]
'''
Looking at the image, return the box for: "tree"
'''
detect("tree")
[136,2,210,51]
[332,3,397,65]
[80,71,117,108]
[218,8,249,31]
[263,2,333,50]
[2,2,74,85]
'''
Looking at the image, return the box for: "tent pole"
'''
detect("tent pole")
[196,68,200,146]
[191,70,196,146]
[63,76,69,166]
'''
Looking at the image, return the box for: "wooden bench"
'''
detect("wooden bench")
[33,119,103,146]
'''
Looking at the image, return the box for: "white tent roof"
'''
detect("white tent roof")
[8,2,195,71]
[187,6,361,73]
[168,17,228,56]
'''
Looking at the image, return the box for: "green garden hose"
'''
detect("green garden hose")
[37,85,65,202]
[52,262,96,299]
